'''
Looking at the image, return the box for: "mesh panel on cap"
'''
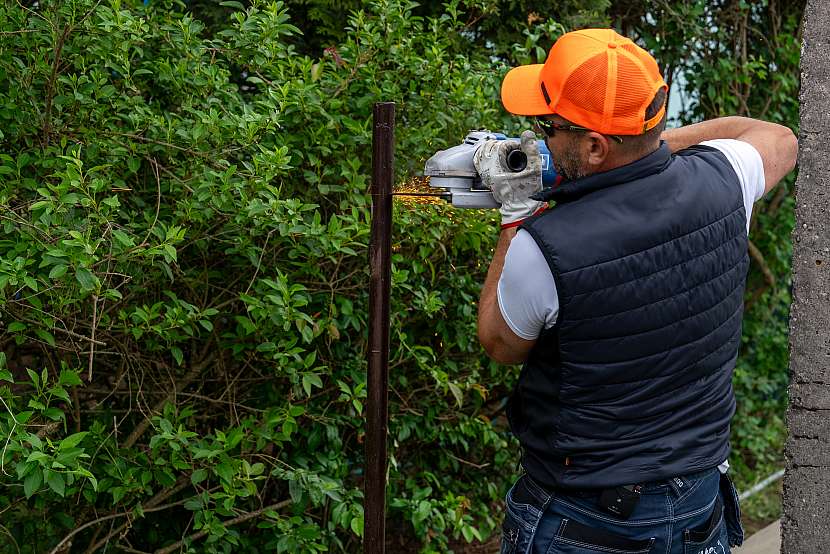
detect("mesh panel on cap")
[560,52,608,118]
[613,52,649,129]
[620,43,643,57]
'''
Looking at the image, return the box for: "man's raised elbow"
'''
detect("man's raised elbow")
[783,126,799,173]
[485,348,522,365]
[478,332,523,365]
[478,328,501,362]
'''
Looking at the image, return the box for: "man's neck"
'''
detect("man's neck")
[594,143,661,174]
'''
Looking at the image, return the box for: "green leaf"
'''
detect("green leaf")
[461,525,474,542]
[47,472,66,496]
[288,478,303,503]
[28,398,45,410]
[59,432,88,450]
[0,369,12,383]
[159,418,173,434]
[171,347,183,366]
[448,383,463,407]
[302,373,323,397]
[24,468,42,498]
[49,265,68,279]
[311,62,323,82]
[350,514,364,537]
[27,434,42,450]
[58,370,83,387]
[26,368,39,388]
[34,329,56,347]
[8,322,26,333]
[43,407,65,421]
[101,196,119,209]
[162,244,177,262]
[26,451,50,463]
[111,486,126,504]
[214,462,235,483]
[112,230,135,247]
[50,386,70,403]
[75,268,99,291]
[191,468,208,485]
[24,276,38,291]
[103,288,123,300]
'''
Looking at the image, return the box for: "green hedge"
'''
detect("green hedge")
[0,0,540,551]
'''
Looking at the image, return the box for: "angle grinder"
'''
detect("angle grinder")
[420,130,559,208]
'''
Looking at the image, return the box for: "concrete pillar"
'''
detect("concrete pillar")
[782,2,830,552]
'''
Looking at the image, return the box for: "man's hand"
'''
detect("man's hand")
[474,130,546,227]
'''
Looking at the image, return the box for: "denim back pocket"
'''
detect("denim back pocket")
[547,519,655,554]
[501,474,553,554]
[683,497,729,554]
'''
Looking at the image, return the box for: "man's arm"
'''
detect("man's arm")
[661,116,798,194]
[478,227,537,364]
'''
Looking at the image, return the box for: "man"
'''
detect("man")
[473,29,797,554]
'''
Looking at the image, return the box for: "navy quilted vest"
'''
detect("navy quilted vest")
[513,142,749,490]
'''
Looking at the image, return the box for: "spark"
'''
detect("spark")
[392,176,448,206]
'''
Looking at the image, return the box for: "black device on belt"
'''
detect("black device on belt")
[598,484,642,518]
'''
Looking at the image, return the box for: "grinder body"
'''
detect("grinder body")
[423,131,559,208]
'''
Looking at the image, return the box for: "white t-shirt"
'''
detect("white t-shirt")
[497,139,766,340]
[496,139,766,476]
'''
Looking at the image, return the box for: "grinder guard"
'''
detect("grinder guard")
[424,130,558,208]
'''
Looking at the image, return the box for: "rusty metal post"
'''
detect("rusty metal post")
[365,102,394,554]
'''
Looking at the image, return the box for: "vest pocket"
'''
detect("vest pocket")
[547,519,654,553]
[683,497,729,554]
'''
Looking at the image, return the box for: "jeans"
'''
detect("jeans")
[500,467,744,554]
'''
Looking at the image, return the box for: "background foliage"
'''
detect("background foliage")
[0,0,800,552]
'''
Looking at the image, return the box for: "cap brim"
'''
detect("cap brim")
[501,64,554,116]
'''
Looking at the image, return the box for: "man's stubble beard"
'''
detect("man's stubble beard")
[553,140,589,182]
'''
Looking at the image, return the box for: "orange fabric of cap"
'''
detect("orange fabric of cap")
[501,28,668,135]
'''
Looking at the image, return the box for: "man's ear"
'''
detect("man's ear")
[584,132,610,168]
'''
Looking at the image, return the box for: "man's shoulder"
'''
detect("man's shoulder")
[679,139,762,168]
[673,141,732,163]
[671,140,748,184]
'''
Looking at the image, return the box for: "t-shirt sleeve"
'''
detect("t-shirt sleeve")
[699,139,766,234]
[496,229,559,340]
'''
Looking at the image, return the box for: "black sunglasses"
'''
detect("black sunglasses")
[534,117,624,144]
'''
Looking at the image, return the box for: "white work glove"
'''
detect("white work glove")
[473,130,546,228]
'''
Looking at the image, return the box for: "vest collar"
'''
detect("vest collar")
[533,141,672,203]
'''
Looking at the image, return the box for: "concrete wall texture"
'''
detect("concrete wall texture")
[782,1,830,552]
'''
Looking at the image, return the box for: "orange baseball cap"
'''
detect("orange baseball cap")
[501,28,668,135]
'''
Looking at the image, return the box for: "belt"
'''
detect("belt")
[525,466,720,518]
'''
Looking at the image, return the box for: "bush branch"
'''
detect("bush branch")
[153,500,292,554]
